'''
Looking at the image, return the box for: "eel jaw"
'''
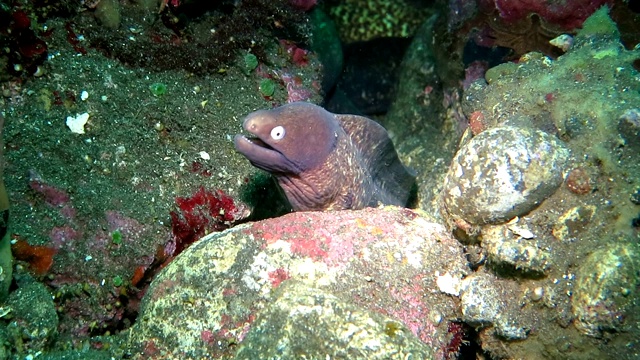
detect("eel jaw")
[234,134,299,174]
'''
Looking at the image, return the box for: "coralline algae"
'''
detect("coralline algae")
[441,125,569,225]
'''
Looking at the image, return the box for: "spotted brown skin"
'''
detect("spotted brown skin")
[234,102,415,211]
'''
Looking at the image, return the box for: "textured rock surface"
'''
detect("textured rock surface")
[4,278,58,355]
[482,223,551,273]
[459,272,530,340]
[571,243,640,337]
[442,125,569,225]
[127,207,468,359]
[438,9,640,359]
[235,281,435,359]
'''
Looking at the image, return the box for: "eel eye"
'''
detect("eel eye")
[270,125,286,140]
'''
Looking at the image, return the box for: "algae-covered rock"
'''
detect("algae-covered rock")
[482,224,551,273]
[128,207,468,359]
[571,242,640,337]
[459,272,530,340]
[5,280,58,353]
[236,281,435,359]
[94,0,121,30]
[577,6,619,38]
[450,7,640,358]
[618,108,640,151]
[441,125,569,225]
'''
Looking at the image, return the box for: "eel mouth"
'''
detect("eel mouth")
[234,134,298,174]
[234,134,278,157]
[244,136,271,150]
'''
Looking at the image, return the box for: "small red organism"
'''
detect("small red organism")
[170,187,240,253]
[545,92,555,103]
[18,37,47,58]
[279,40,309,67]
[64,22,87,55]
[445,321,466,359]
[566,167,592,194]
[279,72,312,103]
[468,111,487,135]
[11,10,31,30]
[130,266,146,287]
[11,238,57,275]
[291,48,308,66]
[190,161,212,177]
[201,329,215,344]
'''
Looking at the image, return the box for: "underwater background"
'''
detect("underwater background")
[0,0,639,359]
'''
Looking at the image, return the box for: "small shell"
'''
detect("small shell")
[549,34,574,52]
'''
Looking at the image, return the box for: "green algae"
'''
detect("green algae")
[243,53,259,75]
[111,229,122,245]
[148,82,167,96]
[577,6,619,38]
[259,78,276,97]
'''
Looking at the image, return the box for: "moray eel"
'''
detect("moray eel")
[234,102,416,211]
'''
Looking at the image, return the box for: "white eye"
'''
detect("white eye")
[270,125,286,140]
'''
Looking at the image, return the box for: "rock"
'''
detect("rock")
[94,0,121,30]
[482,224,550,273]
[618,108,640,150]
[235,280,435,359]
[571,242,640,337]
[309,9,343,94]
[441,125,569,225]
[459,272,529,340]
[384,15,460,216]
[5,279,58,353]
[127,207,469,359]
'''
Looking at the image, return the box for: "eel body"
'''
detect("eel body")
[234,102,415,211]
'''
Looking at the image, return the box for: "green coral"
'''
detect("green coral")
[328,0,432,43]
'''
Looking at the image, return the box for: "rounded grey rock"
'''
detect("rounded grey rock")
[442,126,569,225]
[459,273,529,340]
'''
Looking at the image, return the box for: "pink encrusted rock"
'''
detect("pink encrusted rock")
[128,207,469,359]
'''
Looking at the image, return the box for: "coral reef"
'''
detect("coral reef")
[327,0,433,43]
